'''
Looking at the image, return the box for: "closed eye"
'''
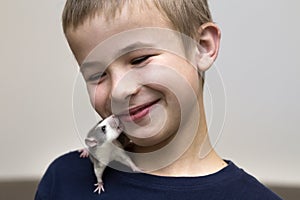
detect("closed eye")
[130,55,154,65]
[87,72,107,83]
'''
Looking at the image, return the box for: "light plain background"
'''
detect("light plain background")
[0,0,299,187]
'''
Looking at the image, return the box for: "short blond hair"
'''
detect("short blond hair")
[62,0,212,38]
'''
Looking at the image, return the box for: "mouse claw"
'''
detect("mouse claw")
[78,148,89,158]
[94,182,105,194]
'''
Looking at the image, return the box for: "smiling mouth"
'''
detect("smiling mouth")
[118,99,160,122]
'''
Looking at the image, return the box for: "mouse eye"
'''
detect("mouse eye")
[101,125,106,133]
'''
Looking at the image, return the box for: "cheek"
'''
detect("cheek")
[87,84,110,116]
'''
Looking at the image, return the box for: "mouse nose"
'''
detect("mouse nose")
[111,115,120,127]
[112,115,125,133]
[112,114,117,121]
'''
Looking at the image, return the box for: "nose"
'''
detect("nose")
[109,66,140,111]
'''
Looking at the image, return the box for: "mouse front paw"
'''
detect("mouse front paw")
[78,148,89,158]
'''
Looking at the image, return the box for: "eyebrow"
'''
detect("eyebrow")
[116,42,155,55]
[80,61,104,73]
[80,42,156,72]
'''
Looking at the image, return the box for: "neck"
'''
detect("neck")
[148,112,227,177]
[148,137,227,177]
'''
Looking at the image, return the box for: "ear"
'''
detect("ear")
[195,22,221,72]
[85,137,98,148]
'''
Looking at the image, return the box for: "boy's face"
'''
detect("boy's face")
[67,6,203,148]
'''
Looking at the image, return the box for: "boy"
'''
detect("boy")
[35,0,282,199]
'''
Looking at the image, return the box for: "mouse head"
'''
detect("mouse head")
[85,115,123,147]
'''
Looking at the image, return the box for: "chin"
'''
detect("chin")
[126,124,177,149]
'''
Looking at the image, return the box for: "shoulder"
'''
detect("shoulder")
[40,150,95,180]
[48,150,91,169]
[224,161,282,200]
[38,150,93,178]
[35,151,95,200]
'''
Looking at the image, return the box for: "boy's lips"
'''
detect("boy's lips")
[117,99,160,122]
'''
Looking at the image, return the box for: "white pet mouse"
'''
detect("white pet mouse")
[79,115,140,194]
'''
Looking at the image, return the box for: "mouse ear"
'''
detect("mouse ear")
[85,138,98,148]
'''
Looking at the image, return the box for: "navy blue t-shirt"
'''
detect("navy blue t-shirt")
[35,151,282,200]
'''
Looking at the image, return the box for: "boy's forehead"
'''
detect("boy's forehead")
[66,5,178,65]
